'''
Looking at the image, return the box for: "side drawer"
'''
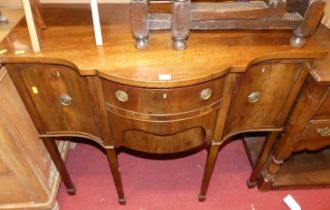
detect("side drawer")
[300,120,330,140]
[102,78,224,114]
[313,87,330,120]
[294,120,330,151]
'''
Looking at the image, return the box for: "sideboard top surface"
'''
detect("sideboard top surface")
[0,4,329,87]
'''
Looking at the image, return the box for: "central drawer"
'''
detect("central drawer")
[102,78,224,114]
[102,78,224,153]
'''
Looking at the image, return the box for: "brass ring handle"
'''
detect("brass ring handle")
[116,90,129,102]
[200,88,212,100]
[248,91,262,104]
[59,95,72,106]
[317,127,330,137]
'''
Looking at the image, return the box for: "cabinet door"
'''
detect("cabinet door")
[6,64,100,139]
[224,61,303,138]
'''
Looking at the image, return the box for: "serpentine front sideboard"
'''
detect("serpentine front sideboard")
[0,3,329,205]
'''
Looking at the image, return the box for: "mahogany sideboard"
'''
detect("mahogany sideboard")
[0,3,329,205]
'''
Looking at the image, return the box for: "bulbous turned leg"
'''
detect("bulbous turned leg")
[172,39,187,51]
[171,0,191,50]
[290,35,306,48]
[257,155,284,191]
[135,37,149,49]
[130,0,149,49]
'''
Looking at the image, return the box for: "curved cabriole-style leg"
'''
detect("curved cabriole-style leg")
[198,142,220,201]
[41,138,76,195]
[130,0,149,49]
[290,0,326,48]
[172,0,191,50]
[105,148,126,205]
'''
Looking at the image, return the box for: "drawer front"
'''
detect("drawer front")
[102,78,224,114]
[294,120,330,151]
[224,61,302,137]
[0,173,31,204]
[313,87,330,120]
[8,64,100,138]
[300,120,330,141]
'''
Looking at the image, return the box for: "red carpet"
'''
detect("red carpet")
[57,140,330,210]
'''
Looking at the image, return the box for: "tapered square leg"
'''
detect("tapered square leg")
[41,138,76,195]
[198,142,220,201]
[105,148,126,205]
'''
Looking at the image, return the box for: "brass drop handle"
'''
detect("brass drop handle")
[59,95,72,106]
[248,91,262,104]
[200,88,212,100]
[116,90,129,102]
[317,127,330,137]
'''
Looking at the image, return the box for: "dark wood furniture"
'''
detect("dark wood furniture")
[0,4,329,205]
[130,0,326,50]
[254,54,330,190]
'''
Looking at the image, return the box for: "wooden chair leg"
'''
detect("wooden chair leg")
[41,138,76,195]
[247,132,279,188]
[198,142,220,201]
[290,0,326,48]
[171,0,191,50]
[105,148,126,205]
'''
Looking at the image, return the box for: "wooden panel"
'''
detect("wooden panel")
[0,65,49,205]
[293,120,330,151]
[224,61,302,138]
[7,64,100,139]
[122,127,205,154]
[313,88,330,119]
[0,159,10,175]
[0,66,50,178]
[0,169,31,204]
[108,106,219,152]
[102,78,224,114]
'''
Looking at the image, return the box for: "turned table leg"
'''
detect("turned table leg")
[247,131,280,188]
[172,0,191,50]
[130,0,149,49]
[198,141,220,201]
[41,138,76,195]
[290,0,325,48]
[105,148,126,205]
[257,155,284,191]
